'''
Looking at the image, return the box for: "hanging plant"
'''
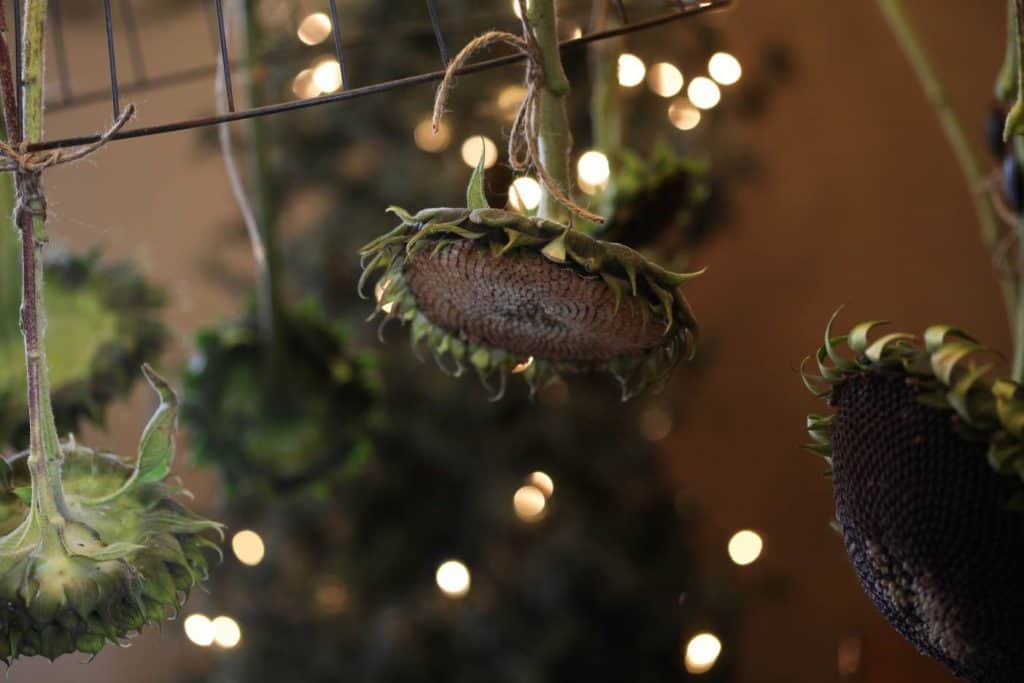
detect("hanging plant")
[0,247,167,451]
[359,1,703,399]
[802,315,1024,681]
[0,0,220,660]
[184,305,379,498]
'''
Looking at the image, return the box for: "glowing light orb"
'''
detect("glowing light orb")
[668,99,701,131]
[727,530,764,566]
[312,58,343,94]
[617,53,646,87]
[436,560,471,598]
[460,136,499,169]
[577,150,610,186]
[687,77,721,110]
[708,52,742,85]
[212,616,242,649]
[414,118,451,153]
[648,62,684,98]
[297,12,332,46]
[509,176,542,211]
[513,485,547,522]
[684,633,723,674]
[231,529,265,566]
[184,614,215,647]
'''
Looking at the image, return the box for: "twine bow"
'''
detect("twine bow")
[0,104,134,175]
[431,21,603,224]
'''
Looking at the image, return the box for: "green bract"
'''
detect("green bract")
[184,305,379,498]
[358,163,702,400]
[0,250,167,451]
[802,312,1024,493]
[0,367,221,662]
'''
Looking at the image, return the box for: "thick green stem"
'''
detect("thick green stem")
[588,1,622,222]
[876,0,1017,351]
[526,0,574,223]
[10,0,70,524]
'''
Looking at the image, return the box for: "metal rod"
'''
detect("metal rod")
[29,1,730,151]
[326,0,348,89]
[425,0,449,66]
[611,0,628,24]
[119,0,147,82]
[49,0,71,103]
[213,0,234,112]
[101,0,120,118]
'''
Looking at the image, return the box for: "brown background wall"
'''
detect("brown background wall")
[7,1,1008,681]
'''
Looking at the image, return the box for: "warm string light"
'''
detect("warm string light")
[297,12,332,46]
[708,52,742,85]
[184,614,242,649]
[292,69,317,99]
[577,150,610,195]
[211,616,242,648]
[231,529,265,566]
[727,530,764,566]
[414,118,451,153]
[508,177,542,211]
[513,485,547,522]
[668,99,701,131]
[312,58,343,94]
[436,560,471,598]
[460,136,499,169]
[647,63,684,98]
[528,471,554,497]
[684,632,722,674]
[617,53,646,87]
[687,76,721,110]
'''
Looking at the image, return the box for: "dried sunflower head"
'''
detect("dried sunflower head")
[802,313,1024,682]
[0,366,221,662]
[184,303,379,498]
[359,163,702,400]
[0,249,167,451]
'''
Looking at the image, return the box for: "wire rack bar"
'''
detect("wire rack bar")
[425,0,448,67]
[213,0,234,112]
[29,0,730,152]
[611,0,629,24]
[326,0,348,89]
[101,0,120,118]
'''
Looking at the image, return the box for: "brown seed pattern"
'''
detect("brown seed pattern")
[403,239,667,362]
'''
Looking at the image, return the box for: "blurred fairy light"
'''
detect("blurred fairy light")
[436,560,471,598]
[315,578,349,616]
[212,616,242,649]
[184,614,216,647]
[414,118,451,153]
[563,23,583,39]
[312,58,343,94]
[511,356,535,373]
[708,51,742,85]
[497,85,527,119]
[461,136,499,169]
[641,406,673,442]
[617,53,646,87]
[292,68,318,99]
[837,635,863,677]
[577,150,610,187]
[509,177,542,211]
[727,530,764,566]
[647,62,684,98]
[512,0,531,19]
[513,485,547,522]
[231,529,265,566]
[529,471,554,497]
[687,76,721,110]
[684,633,723,674]
[668,99,701,131]
[297,12,332,46]
[374,279,395,314]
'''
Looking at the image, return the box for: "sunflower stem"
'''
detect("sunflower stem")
[525,0,574,224]
[876,0,1017,343]
[0,0,70,525]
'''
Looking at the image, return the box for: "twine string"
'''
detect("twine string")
[431,26,603,224]
[0,103,134,175]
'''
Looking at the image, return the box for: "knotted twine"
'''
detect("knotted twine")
[431,18,603,224]
[0,104,134,217]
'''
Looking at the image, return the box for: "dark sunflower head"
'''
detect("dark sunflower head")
[0,367,221,662]
[0,249,167,451]
[183,303,380,498]
[358,164,702,400]
[803,313,1024,682]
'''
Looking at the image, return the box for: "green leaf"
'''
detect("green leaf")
[924,325,974,354]
[134,364,178,485]
[848,320,888,354]
[70,541,143,562]
[466,141,491,210]
[12,487,31,506]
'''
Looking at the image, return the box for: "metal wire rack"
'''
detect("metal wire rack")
[18,0,731,152]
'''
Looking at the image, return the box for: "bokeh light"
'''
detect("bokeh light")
[509,176,542,211]
[684,632,723,674]
[460,136,499,169]
[513,485,547,522]
[436,560,471,598]
[529,471,554,497]
[297,12,332,46]
[708,51,742,85]
[617,53,646,87]
[212,616,242,649]
[727,530,764,566]
[414,118,451,153]
[184,614,215,647]
[292,69,318,99]
[577,150,611,186]
[641,407,673,441]
[511,0,531,19]
[231,529,265,566]
[668,99,701,131]
[312,58,343,94]
[648,62,684,98]
[687,76,721,110]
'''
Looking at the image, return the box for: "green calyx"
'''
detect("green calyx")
[0,249,167,451]
[358,162,702,400]
[802,311,1024,496]
[0,366,222,662]
[184,304,380,498]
